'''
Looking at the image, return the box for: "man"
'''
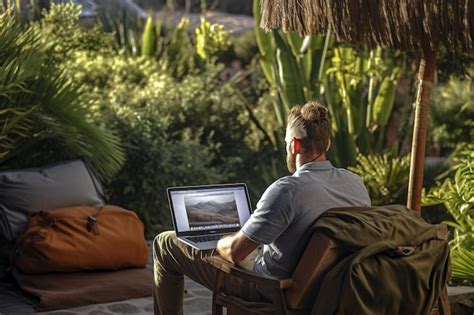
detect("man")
[153,101,371,314]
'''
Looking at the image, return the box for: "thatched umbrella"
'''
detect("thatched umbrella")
[259,0,472,215]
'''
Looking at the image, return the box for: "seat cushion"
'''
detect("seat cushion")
[13,265,152,311]
[0,159,105,241]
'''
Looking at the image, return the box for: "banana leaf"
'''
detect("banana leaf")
[301,35,326,100]
[274,31,306,110]
[0,10,124,179]
[286,31,304,57]
[372,75,397,126]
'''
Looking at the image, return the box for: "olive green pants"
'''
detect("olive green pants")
[152,231,263,315]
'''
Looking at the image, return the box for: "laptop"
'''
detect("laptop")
[167,183,252,250]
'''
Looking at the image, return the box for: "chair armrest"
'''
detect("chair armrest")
[205,256,293,289]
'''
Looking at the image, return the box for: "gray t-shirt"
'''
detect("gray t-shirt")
[241,160,371,281]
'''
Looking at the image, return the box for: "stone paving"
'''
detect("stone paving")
[37,277,212,315]
[34,283,474,315]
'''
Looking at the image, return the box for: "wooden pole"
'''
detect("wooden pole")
[407,48,438,215]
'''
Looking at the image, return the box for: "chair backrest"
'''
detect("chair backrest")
[284,232,349,310]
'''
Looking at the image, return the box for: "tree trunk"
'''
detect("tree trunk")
[407,48,437,215]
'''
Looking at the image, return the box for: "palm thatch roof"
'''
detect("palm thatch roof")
[259,0,473,52]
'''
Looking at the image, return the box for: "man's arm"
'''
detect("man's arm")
[216,231,259,264]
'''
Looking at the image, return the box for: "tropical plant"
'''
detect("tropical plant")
[195,17,230,61]
[423,159,474,282]
[161,17,197,77]
[253,0,328,128]
[230,30,258,65]
[435,143,474,181]
[349,154,410,205]
[0,0,43,22]
[141,15,159,57]
[324,47,401,166]
[429,72,474,153]
[103,7,231,77]
[38,3,115,60]
[0,9,124,179]
[64,43,268,233]
[99,6,144,56]
[253,0,404,168]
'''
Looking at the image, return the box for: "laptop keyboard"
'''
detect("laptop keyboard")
[188,235,223,243]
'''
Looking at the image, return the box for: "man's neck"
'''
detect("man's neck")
[296,153,326,170]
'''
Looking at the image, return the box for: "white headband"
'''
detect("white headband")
[286,116,307,141]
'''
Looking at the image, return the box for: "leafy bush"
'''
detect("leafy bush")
[195,17,230,61]
[105,119,227,235]
[67,51,261,229]
[0,9,124,179]
[429,73,474,154]
[109,11,233,77]
[38,3,115,60]
[230,30,258,65]
[1,3,277,234]
[49,6,264,233]
[349,154,410,205]
[423,158,474,282]
[252,0,405,168]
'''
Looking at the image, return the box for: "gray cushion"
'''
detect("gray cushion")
[0,159,105,241]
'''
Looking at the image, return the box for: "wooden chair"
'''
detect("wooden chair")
[206,232,451,315]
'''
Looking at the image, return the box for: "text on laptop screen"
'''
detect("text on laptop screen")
[169,186,251,233]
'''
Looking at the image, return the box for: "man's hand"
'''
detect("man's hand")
[216,231,259,264]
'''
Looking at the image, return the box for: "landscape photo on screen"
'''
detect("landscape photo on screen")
[184,192,240,228]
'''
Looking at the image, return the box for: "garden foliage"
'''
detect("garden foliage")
[1,2,472,241]
[429,73,474,154]
[349,154,410,206]
[423,150,474,282]
[253,0,404,168]
[4,3,268,234]
[67,51,259,231]
[0,9,124,179]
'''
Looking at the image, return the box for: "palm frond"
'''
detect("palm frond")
[349,153,410,205]
[423,158,473,282]
[0,9,124,179]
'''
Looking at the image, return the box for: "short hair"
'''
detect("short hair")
[287,101,331,155]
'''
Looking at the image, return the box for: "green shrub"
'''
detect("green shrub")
[105,118,227,236]
[349,154,410,206]
[38,3,115,60]
[65,46,261,233]
[429,73,474,153]
[230,30,258,65]
[195,17,230,61]
[0,9,124,179]
[423,158,474,283]
[3,3,275,234]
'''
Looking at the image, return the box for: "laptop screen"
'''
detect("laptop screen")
[167,184,252,236]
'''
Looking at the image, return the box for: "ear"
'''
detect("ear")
[292,138,301,155]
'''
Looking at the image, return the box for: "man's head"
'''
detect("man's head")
[285,101,331,173]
